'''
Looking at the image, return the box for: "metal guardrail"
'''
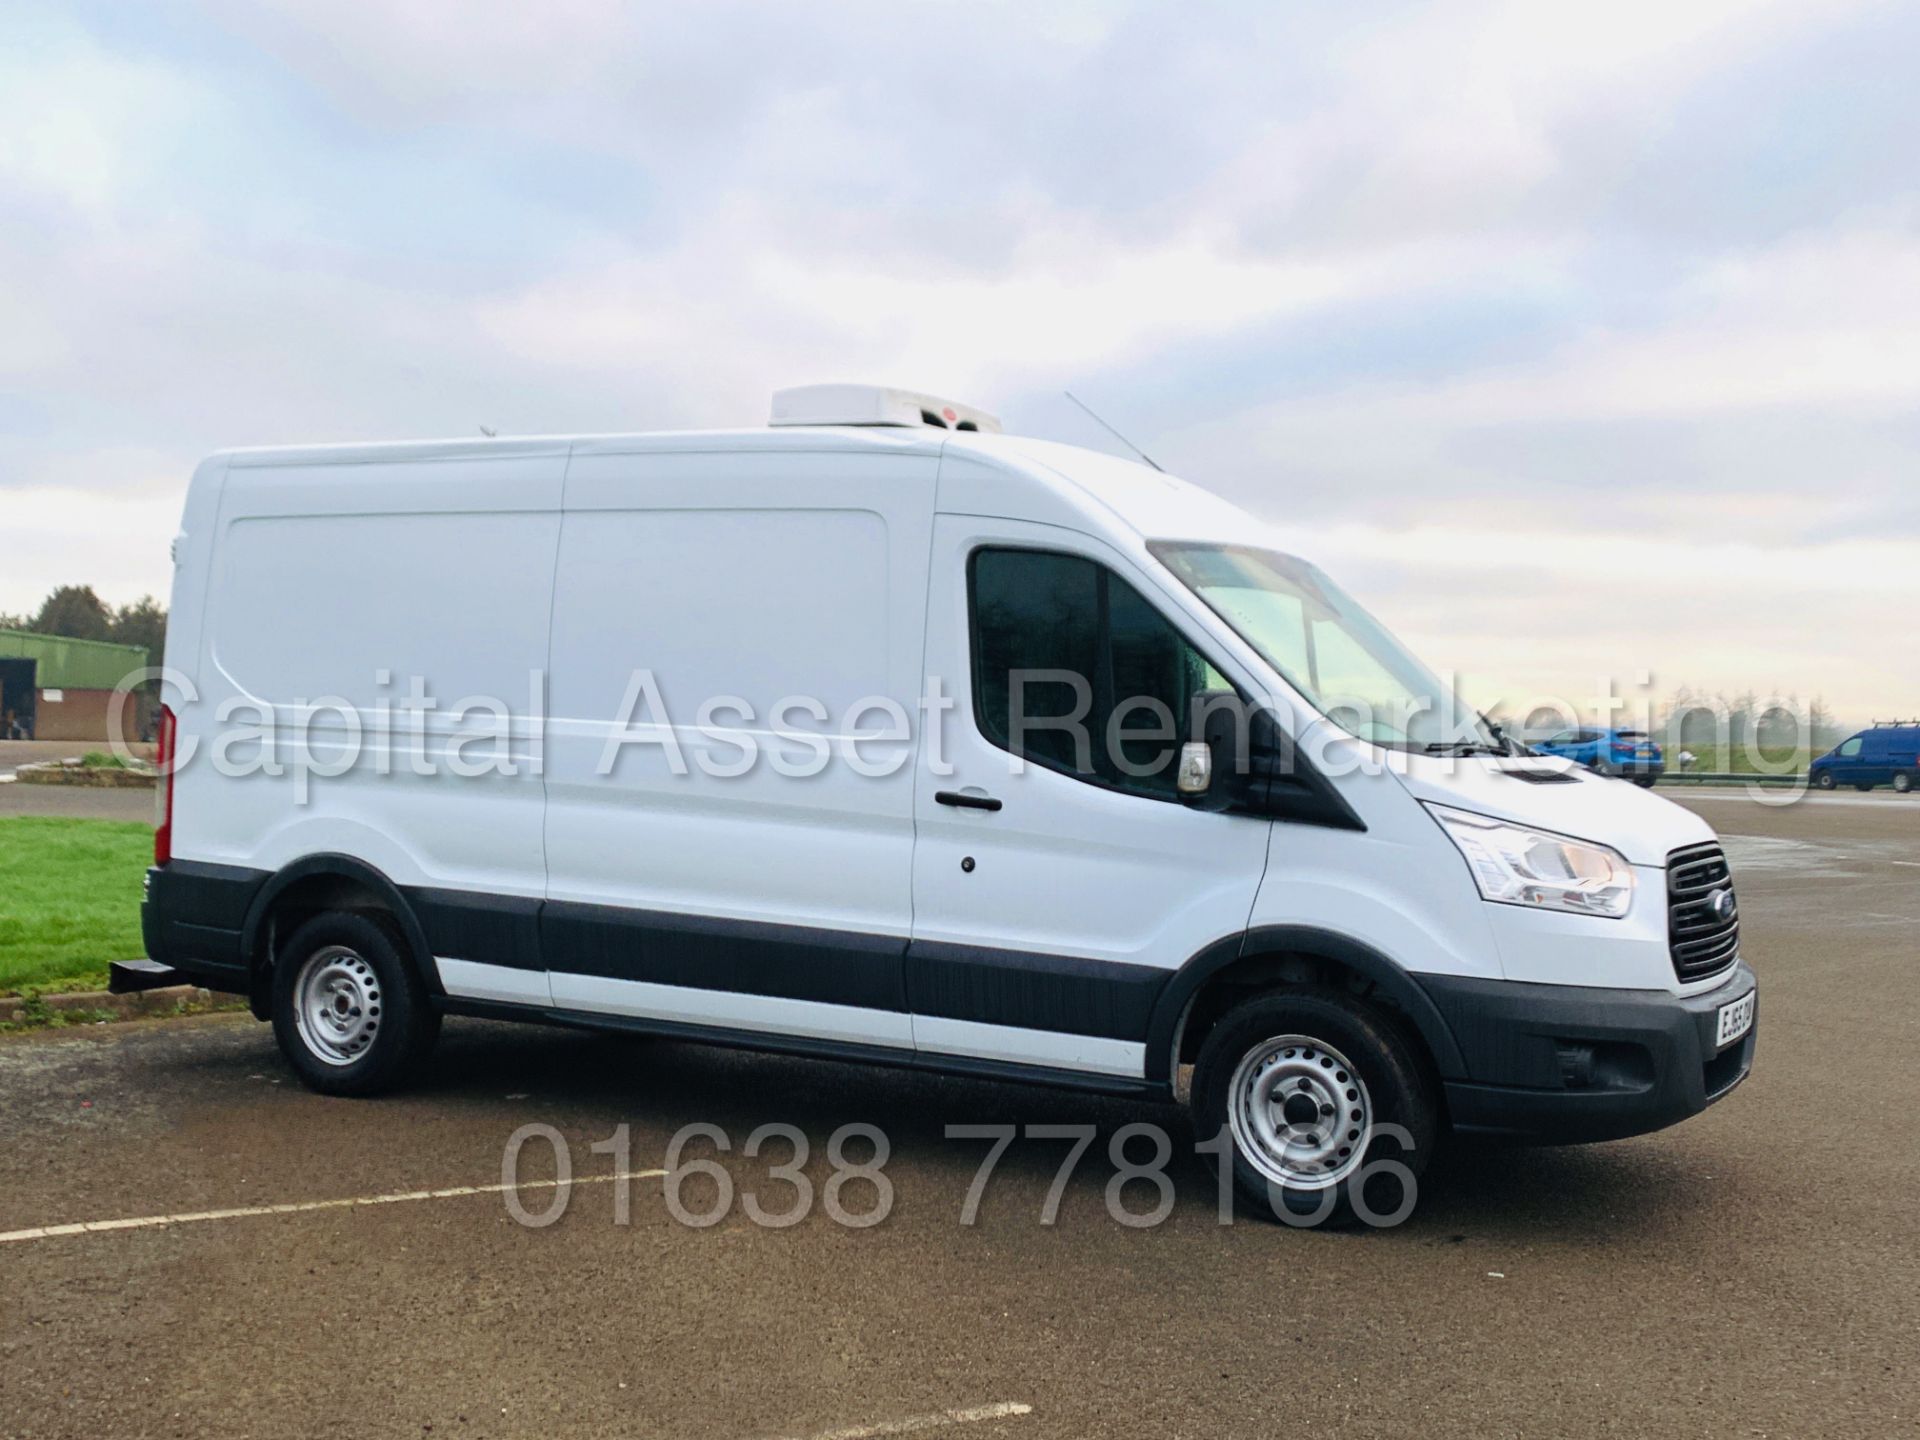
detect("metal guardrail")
[1655,771,1806,788]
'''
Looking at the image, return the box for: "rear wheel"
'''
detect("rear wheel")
[271,912,439,1095]
[1633,776,1657,788]
[1894,772,1914,794]
[1192,989,1438,1227]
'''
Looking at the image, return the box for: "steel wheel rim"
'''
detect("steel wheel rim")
[293,945,382,1066]
[1227,1034,1373,1191]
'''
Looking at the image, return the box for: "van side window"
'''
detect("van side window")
[969,547,1224,798]
[1838,736,1863,757]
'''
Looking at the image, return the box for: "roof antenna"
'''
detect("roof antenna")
[1063,390,1165,473]
[478,425,497,438]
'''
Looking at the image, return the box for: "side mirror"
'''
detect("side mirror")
[1175,740,1212,795]
[1181,689,1250,812]
[1183,689,1365,830]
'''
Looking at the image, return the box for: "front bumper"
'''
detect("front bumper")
[1417,960,1756,1143]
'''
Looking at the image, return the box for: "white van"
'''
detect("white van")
[136,385,1756,1220]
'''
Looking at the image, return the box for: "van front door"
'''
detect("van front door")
[1832,735,1865,784]
[907,516,1272,1081]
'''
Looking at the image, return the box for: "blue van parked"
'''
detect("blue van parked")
[1533,727,1664,786]
[1809,721,1920,793]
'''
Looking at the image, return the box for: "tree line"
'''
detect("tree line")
[1,586,168,673]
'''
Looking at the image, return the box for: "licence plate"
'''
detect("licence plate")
[1715,992,1755,1049]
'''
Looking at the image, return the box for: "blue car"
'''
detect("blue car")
[1533,727,1664,787]
[1808,721,1920,793]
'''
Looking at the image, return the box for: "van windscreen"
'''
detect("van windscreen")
[1150,542,1495,752]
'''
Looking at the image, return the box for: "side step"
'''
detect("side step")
[109,959,185,994]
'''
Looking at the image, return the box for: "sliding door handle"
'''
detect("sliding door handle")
[935,789,1003,812]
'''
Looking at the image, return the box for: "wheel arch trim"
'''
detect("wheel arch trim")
[239,854,441,997]
[1145,924,1468,1084]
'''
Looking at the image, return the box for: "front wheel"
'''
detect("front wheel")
[272,911,439,1096]
[1813,771,1837,791]
[1633,776,1658,788]
[1192,989,1438,1227]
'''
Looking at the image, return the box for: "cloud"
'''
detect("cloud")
[1161,212,1920,515]
[1292,518,1920,717]
[3,485,186,613]
[0,15,208,221]
[476,213,1363,418]
[0,0,1914,721]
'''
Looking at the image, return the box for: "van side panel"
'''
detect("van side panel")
[540,447,937,1047]
[178,453,565,960]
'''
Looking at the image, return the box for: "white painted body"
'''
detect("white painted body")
[161,408,1734,1084]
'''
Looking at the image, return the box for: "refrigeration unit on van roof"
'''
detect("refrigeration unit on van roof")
[769,384,1003,434]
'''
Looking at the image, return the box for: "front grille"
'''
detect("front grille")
[1667,842,1740,982]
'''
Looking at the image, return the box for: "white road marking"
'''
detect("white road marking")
[771,1402,1033,1440]
[0,1169,666,1245]
[1890,860,1920,867]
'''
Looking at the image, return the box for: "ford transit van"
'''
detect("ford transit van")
[136,384,1757,1219]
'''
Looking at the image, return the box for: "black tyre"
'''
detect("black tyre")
[1813,771,1836,791]
[1894,772,1914,795]
[1854,782,1872,792]
[271,911,439,1096]
[1192,988,1438,1228]
[1633,776,1657,789]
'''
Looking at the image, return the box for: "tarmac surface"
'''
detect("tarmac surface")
[1,791,1915,1437]
[0,741,155,822]
[0,741,151,776]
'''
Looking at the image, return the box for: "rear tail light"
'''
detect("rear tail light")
[154,704,176,866]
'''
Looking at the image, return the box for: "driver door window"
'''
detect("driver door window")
[969,547,1225,800]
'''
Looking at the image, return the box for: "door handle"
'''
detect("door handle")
[935,789,1003,812]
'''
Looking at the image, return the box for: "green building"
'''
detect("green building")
[0,629,152,742]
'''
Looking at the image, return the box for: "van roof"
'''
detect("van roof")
[211,425,1280,551]
[215,426,938,469]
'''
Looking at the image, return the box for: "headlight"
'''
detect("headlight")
[1425,803,1634,919]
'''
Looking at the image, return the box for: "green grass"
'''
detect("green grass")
[1670,745,1810,775]
[0,817,153,995]
[79,750,130,769]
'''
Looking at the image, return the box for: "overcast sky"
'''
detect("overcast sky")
[3,0,1915,721]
